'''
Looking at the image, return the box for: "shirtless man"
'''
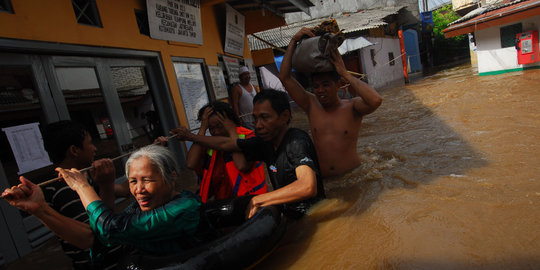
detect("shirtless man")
[232,66,259,130]
[279,27,383,177]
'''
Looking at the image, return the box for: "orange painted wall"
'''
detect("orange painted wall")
[0,0,259,126]
[243,10,286,35]
[252,48,276,66]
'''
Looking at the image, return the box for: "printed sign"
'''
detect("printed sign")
[222,55,241,84]
[243,58,259,87]
[173,62,209,130]
[224,4,245,56]
[147,0,203,44]
[2,123,52,174]
[207,65,229,100]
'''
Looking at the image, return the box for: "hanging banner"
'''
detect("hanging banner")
[2,123,52,175]
[222,55,241,84]
[147,0,203,45]
[207,65,229,100]
[224,4,245,56]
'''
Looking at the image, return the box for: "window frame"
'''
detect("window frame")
[71,0,103,27]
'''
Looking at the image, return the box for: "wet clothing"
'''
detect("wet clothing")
[86,191,201,256]
[199,126,267,203]
[43,174,122,269]
[237,84,256,130]
[237,128,326,219]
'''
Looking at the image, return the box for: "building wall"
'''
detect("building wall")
[453,0,477,11]
[285,0,420,25]
[360,37,405,90]
[0,0,254,127]
[475,14,540,74]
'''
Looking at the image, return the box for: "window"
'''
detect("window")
[134,9,149,36]
[370,49,377,66]
[0,0,14,13]
[388,52,395,66]
[71,0,102,27]
[500,23,522,48]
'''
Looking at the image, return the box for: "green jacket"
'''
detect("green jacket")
[86,191,201,255]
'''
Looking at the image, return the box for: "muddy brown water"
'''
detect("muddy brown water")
[4,64,539,269]
[256,65,540,269]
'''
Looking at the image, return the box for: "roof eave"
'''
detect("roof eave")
[444,2,540,38]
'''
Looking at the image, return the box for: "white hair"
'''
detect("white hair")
[125,145,179,184]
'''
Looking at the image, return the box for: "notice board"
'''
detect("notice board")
[173,62,209,130]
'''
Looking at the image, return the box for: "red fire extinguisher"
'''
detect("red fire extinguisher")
[101,118,114,138]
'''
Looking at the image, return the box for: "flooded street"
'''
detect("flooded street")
[257,64,540,269]
[3,64,539,270]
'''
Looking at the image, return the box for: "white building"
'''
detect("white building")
[444,0,540,75]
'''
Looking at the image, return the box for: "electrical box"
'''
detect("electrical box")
[516,30,540,65]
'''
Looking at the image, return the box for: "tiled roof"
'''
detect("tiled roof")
[248,6,406,51]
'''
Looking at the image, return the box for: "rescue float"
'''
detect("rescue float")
[121,196,287,270]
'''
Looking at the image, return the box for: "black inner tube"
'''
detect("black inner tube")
[121,196,287,270]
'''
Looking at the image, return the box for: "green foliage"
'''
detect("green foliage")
[431,4,469,65]
[432,4,466,42]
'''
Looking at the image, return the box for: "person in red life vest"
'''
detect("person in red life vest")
[158,102,267,203]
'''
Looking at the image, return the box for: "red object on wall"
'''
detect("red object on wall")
[516,30,540,65]
[398,30,409,83]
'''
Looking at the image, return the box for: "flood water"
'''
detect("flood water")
[3,64,539,270]
[256,64,540,269]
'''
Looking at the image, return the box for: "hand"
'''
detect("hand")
[215,112,237,137]
[292,27,315,42]
[55,167,90,192]
[2,176,46,214]
[328,48,347,77]
[245,197,261,219]
[170,126,193,141]
[200,107,213,131]
[89,159,115,186]
[154,136,169,146]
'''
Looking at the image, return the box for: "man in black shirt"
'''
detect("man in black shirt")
[172,89,325,219]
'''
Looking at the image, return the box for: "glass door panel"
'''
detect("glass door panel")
[0,66,50,187]
[110,66,164,148]
[54,66,125,178]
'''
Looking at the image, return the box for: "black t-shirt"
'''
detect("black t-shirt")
[237,128,325,219]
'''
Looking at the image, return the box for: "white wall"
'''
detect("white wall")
[360,37,405,90]
[475,14,540,74]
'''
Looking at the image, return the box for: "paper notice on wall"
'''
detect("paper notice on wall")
[243,58,259,87]
[207,65,229,100]
[147,0,203,45]
[222,55,241,84]
[173,62,209,130]
[224,4,245,56]
[2,123,52,175]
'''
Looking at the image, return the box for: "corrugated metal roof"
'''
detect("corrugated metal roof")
[448,0,536,26]
[248,6,406,51]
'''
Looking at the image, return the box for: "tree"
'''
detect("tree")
[431,4,469,65]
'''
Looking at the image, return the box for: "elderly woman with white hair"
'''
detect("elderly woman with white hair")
[56,144,202,255]
[4,145,285,269]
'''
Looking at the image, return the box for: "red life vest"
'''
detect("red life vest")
[199,127,267,203]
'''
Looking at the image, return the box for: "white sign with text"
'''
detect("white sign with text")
[224,4,245,56]
[147,0,203,44]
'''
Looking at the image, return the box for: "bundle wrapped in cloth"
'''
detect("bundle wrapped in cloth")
[292,19,344,73]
